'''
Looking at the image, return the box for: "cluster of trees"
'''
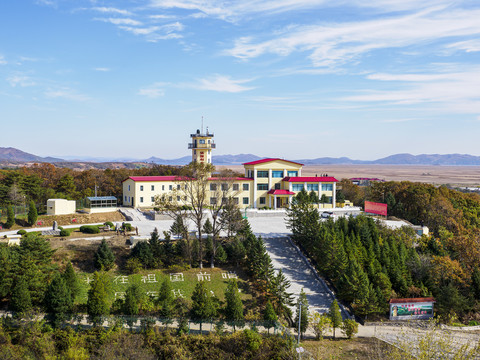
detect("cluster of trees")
[287,188,480,321]
[0,163,184,215]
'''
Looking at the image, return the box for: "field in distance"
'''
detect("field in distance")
[218,164,480,186]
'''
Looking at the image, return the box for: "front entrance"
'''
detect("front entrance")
[276,197,282,208]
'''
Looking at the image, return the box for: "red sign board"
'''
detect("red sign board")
[365,201,387,216]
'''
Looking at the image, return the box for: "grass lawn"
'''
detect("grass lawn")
[76,266,253,306]
[301,337,391,359]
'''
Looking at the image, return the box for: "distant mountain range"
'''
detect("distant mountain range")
[2,147,480,166]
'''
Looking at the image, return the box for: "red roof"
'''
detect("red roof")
[267,189,295,195]
[122,176,182,182]
[389,297,435,304]
[283,176,338,183]
[243,158,303,166]
[208,177,253,181]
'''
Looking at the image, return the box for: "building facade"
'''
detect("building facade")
[122,129,338,209]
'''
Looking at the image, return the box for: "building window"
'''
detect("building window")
[243,183,249,191]
[233,197,239,205]
[199,139,205,144]
[151,197,154,202]
[275,183,281,190]
[210,197,217,205]
[169,196,172,201]
[185,185,188,190]
[177,185,181,190]
[243,197,249,205]
[222,197,228,204]
[140,197,144,203]
[140,185,144,191]
[259,197,266,205]
[169,185,173,190]
[272,170,284,178]
[257,170,268,178]
[322,184,333,191]
[151,185,155,191]
[124,196,127,201]
[177,196,180,201]
[210,184,217,191]
[292,184,304,191]
[257,184,268,191]
[233,184,239,191]
[221,183,228,191]
[307,184,319,191]
[128,185,131,191]
[162,185,165,191]
[287,171,298,177]
[247,170,253,178]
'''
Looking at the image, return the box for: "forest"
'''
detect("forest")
[290,185,480,323]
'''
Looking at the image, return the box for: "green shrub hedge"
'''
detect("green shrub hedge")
[79,225,100,234]
[17,230,27,235]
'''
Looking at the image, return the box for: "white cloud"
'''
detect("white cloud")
[97,17,143,26]
[138,83,166,98]
[94,67,111,72]
[119,22,184,41]
[45,88,90,102]
[225,7,480,68]
[446,39,480,53]
[91,7,132,16]
[7,75,36,87]
[190,74,255,93]
[0,55,6,65]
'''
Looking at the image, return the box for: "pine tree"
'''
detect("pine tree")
[224,279,243,331]
[5,205,15,229]
[157,277,174,318]
[190,281,217,334]
[270,269,294,319]
[215,244,227,264]
[87,272,111,325]
[63,262,80,302]
[10,277,32,314]
[44,273,73,327]
[202,218,213,235]
[328,299,342,340]
[228,238,246,266]
[295,288,309,338]
[94,239,115,271]
[123,284,140,316]
[263,301,278,334]
[27,200,37,227]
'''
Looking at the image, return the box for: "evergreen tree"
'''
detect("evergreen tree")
[202,218,213,235]
[170,214,187,238]
[63,262,80,302]
[94,239,115,271]
[472,268,480,300]
[328,300,342,340]
[5,205,14,229]
[157,277,174,318]
[215,244,227,264]
[10,277,32,314]
[224,279,244,331]
[130,241,154,269]
[228,238,246,266]
[295,288,309,338]
[123,284,140,316]
[270,269,294,319]
[148,228,164,265]
[263,301,278,334]
[27,200,37,227]
[190,281,217,334]
[87,272,111,325]
[44,273,73,327]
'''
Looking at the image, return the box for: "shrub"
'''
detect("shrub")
[80,225,100,234]
[125,258,142,274]
[104,222,114,228]
[341,319,359,339]
[17,230,27,236]
[59,229,70,237]
[123,223,133,232]
[5,205,15,229]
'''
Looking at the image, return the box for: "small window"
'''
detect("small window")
[185,185,188,190]
[307,184,319,191]
[275,183,281,190]
[243,183,249,191]
[233,197,239,205]
[140,185,144,191]
[210,197,217,205]
[128,185,131,191]
[292,184,304,191]
[151,185,155,191]
[321,184,333,191]
[151,197,154,202]
[243,197,249,205]
[257,183,268,191]
[162,185,165,191]
[257,170,268,178]
[199,139,205,144]
[169,196,172,201]
[177,184,181,190]
[233,184,239,191]
[221,183,228,191]
[210,184,217,191]
[272,170,284,178]
[177,196,180,201]
[124,196,127,201]
[259,197,266,205]
[169,185,173,190]
[287,171,298,177]
[140,197,144,203]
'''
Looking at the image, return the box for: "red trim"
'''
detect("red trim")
[389,297,435,304]
[267,189,295,195]
[283,176,338,183]
[243,158,303,166]
[208,177,253,181]
[123,176,182,182]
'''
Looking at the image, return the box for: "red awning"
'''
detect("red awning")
[267,189,295,195]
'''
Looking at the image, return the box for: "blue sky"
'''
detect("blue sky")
[1,0,479,160]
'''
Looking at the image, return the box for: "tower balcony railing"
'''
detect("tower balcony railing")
[190,132,214,137]
[188,143,216,149]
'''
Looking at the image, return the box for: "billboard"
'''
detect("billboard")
[364,201,387,216]
[389,301,434,320]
